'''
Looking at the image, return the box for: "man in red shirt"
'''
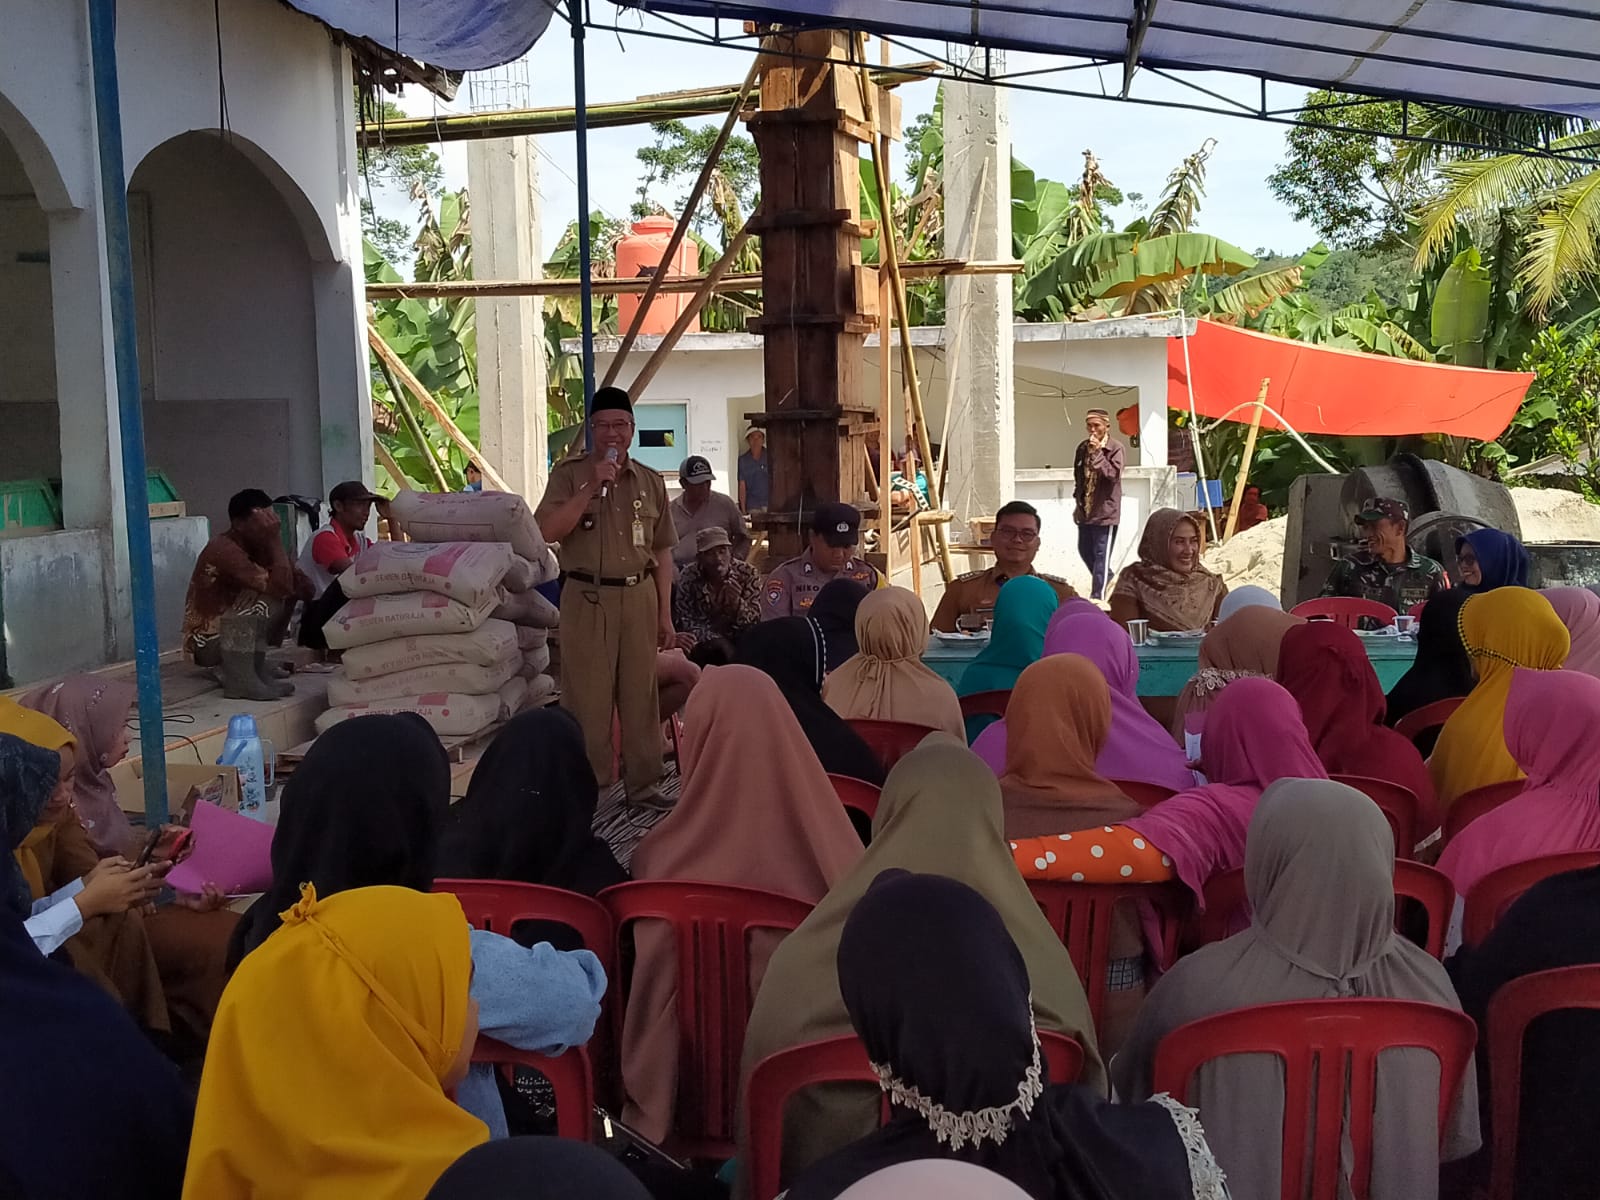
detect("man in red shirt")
[297,481,383,652]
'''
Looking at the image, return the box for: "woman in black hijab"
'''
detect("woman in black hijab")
[1385,588,1475,754]
[809,579,871,674]
[785,870,1222,1200]
[736,617,885,787]
[227,713,449,968]
[428,1138,650,1199]
[438,707,625,898]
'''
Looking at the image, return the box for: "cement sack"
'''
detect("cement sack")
[389,489,549,562]
[527,546,560,586]
[502,555,536,594]
[526,673,557,708]
[314,691,501,738]
[328,654,521,706]
[340,619,520,681]
[515,626,549,651]
[519,646,551,679]
[493,589,560,629]
[498,676,530,720]
[341,541,512,609]
[324,591,498,650]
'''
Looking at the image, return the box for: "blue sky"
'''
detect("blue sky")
[391,16,1323,262]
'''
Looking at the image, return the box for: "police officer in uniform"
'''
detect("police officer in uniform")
[761,502,881,619]
[931,500,1076,632]
[535,387,677,807]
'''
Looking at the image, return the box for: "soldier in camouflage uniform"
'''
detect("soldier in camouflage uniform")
[1322,497,1450,614]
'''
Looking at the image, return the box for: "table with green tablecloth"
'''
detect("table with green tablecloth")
[923,633,1418,697]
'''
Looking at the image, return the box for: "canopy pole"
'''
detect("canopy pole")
[88,0,168,827]
[570,0,596,442]
[1178,320,1219,542]
[1222,378,1269,542]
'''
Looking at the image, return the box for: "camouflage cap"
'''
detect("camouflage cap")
[1357,497,1409,525]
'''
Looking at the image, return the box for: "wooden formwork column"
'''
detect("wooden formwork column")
[747,29,879,564]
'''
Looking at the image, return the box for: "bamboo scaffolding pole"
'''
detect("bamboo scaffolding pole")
[874,35,894,576]
[604,58,761,389]
[627,220,754,399]
[373,435,409,493]
[1222,378,1270,542]
[373,357,450,493]
[368,327,512,493]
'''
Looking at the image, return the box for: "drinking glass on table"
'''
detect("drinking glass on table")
[1127,619,1150,647]
[956,613,986,635]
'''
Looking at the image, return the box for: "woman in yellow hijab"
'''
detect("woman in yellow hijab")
[1429,587,1570,810]
[185,884,486,1199]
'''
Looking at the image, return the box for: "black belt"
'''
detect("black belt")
[564,569,645,588]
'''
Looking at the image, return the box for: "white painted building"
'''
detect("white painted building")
[0,0,370,685]
[574,316,1185,597]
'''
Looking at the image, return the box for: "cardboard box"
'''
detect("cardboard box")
[112,759,242,817]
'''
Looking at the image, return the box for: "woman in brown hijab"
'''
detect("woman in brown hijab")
[822,587,964,740]
[1109,509,1228,633]
[20,676,139,856]
[1169,605,1304,744]
[737,739,1102,1194]
[622,665,864,1144]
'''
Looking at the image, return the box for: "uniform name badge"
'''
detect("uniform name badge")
[632,499,647,549]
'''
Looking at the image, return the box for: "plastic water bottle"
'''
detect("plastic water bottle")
[218,714,274,819]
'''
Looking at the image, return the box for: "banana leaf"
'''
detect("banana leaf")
[1090,233,1255,299]
[1432,246,1492,367]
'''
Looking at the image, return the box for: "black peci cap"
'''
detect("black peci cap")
[811,501,862,548]
[591,386,633,415]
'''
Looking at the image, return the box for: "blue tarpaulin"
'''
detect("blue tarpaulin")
[618,0,1600,119]
[284,0,556,71]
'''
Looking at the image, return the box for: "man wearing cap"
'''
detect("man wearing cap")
[670,455,751,570]
[296,480,383,652]
[1322,497,1450,613]
[737,426,770,513]
[761,502,882,619]
[673,526,763,648]
[931,500,1076,633]
[1073,408,1124,600]
[536,387,678,808]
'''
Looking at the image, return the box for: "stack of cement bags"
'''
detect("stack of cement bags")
[315,491,560,738]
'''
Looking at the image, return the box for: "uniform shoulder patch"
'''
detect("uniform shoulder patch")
[955,569,986,582]
[765,574,787,605]
[1039,573,1072,585]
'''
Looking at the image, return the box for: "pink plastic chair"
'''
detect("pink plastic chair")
[1291,597,1399,629]
[1462,851,1600,947]
[745,1032,1086,1200]
[827,774,881,823]
[1331,774,1422,858]
[1442,780,1526,848]
[845,719,939,772]
[1152,999,1476,1200]
[470,1037,595,1142]
[1394,697,1462,745]
[1486,965,1600,1200]
[599,880,815,1159]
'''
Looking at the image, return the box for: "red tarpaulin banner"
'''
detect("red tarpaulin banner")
[1167,320,1535,440]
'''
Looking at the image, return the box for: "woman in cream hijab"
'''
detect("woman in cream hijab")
[737,739,1101,1193]
[823,587,964,740]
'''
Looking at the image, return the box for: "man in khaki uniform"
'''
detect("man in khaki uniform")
[536,387,677,807]
[761,502,882,619]
[931,499,1076,632]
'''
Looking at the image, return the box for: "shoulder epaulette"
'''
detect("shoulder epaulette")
[1038,573,1072,586]
[954,569,986,582]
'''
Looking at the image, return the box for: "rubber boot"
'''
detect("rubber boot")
[219,615,281,701]
[253,620,294,697]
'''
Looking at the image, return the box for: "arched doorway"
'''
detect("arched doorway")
[0,125,60,498]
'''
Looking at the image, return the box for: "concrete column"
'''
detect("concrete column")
[941,53,1013,534]
[467,135,548,502]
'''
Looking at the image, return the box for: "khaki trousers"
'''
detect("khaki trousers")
[561,578,662,795]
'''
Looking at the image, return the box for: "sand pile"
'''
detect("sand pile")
[1202,516,1287,596]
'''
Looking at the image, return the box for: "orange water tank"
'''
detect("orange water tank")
[615,215,699,336]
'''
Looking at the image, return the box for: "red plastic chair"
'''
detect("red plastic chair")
[958,690,1012,721]
[1109,779,1177,809]
[470,1037,594,1141]
[745,1031,1086,1200]
[1290,597,1399,629]
[1486,965,1600,1200]
[1442,779,1526,847]
[1462,851,1600,947]
[1152,999,1476,1200]
[827,774,881,823]
[599,880,815,1159]
[1188,861,1455,959]
[1331,775,1421,858]
[1025,879,1190,1038]
[1407,601,1428,620]
[1393,697,1463,744]
[845,719,939,771]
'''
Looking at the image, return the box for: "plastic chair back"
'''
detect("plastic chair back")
[1290,597,1399,629]
[827,774,881,823]
[1463,851,1600,947]
[1188,862,1454,959]
[845,719,939,771]
[1394,697,1463,745]
[1407,601,1428,620]
[744,1032,1086,1200]
[1152,999,1476,1200]
[600,880,815,1159]
[1109,779,1177,809]
[471,1036,594,1141]
[1486,965,1600,1200]
[958,690,1011,721]
[1442,780,1526,847]
[1025,878,1189,1037]
[1331,775,1421,858]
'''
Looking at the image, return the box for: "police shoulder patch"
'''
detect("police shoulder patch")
[765,575,786,604]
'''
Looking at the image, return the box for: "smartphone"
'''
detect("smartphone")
[135,827,164,867]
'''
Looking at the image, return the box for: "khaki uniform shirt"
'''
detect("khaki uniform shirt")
[536,452,676,579]
[761,548,882,619]
[930,565,1077,632]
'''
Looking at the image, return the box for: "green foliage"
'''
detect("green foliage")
[1498,327,1600,499]
[354,92,444,273]
[633,120,762,232]
[1301,246,1414,310]
[1432,247,1493,366]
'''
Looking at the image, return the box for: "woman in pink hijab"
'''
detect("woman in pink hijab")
[20,677,137,856]
[972,613,1193,792]
[1544,587,1600,679]
[1438,669,1600,903]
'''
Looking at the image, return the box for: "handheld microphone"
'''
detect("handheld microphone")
[599,446,619,499]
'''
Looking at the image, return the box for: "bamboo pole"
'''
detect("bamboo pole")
[1222,378,1270,542]
[603,57,761,389]
[368,327,512,493]
[373,435,408,493]
[874,35,894,579]
[626,221,754,399]
[373,357,450,493]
